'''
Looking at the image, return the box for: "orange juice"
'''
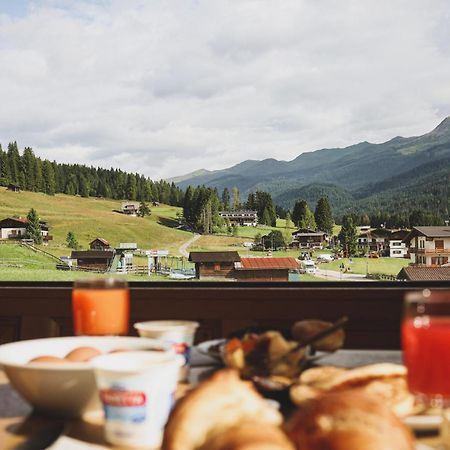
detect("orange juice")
[72,288,129,335]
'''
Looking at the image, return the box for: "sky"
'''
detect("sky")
[0,0,450,180]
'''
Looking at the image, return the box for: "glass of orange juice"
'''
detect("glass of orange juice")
[72,278,130,336]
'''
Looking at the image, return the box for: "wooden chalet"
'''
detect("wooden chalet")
[219,210,258,227]
[357,228,391,255]
[121,202,140,215]
[89,238,110,250]
[7,184,20,192]
[189,251,241,279]
[291,228,328,249]
[403,226,450,266]
[234,257,299,281]
[71,250,115,271]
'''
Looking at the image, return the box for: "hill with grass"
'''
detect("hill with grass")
[0,187,192,257]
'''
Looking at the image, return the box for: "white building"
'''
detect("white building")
[388,230,409,258]
[0,217,49,240]
[403,226,450,266]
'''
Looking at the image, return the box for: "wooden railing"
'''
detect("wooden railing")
[414,248,450,254]
[0,282,449,349]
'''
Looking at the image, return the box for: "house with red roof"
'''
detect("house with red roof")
[234,257,299,281]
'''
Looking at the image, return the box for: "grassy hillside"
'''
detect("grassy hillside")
[0,187,191,257]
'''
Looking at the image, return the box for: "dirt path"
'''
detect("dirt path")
[179,233,201,257]
[315,268,373,282]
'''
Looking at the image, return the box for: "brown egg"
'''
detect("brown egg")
[109,348,130,353]
[29,355,67,364]
[65,346,102,362]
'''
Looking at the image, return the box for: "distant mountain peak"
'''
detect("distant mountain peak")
[166,168,212,183]
[429,116,450,137]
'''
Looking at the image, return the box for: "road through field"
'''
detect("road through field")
[315,268,373,282]
[179,233,201,257]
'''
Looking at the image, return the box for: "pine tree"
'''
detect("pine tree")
[26,208,43,244]
[255,191,277,226]
[222,188,230,210]
[34,158,44,192]
[42,160,56,195]
[7,142,21,184]
[338,215,358,257]
[261,207,271,226]
[231,186,240,210]
[66,231,79,249]
[22,147,36,191]
[79,175,89,197]
[246,192,256,210]
[314,197,334,235]
[0,144,10,184]
[125,174,137,200]
[293,200,316,229]
[283,212,293,246]
[137,201,151,217]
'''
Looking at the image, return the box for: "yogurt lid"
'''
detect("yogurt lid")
[134,320,199,331]
[92,351,183,374]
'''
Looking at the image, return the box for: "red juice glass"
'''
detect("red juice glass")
[402,289,450,446]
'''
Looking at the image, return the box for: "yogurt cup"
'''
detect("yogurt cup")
[92,351,182,449]
[134,320,199,381]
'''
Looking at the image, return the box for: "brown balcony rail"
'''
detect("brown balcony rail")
[415,248,450,254]
[1,281,449,350]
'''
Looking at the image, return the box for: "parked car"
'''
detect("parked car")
[301,260,317,274]
[316,253,334,263]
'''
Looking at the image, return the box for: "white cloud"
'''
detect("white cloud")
[0,0,449,179]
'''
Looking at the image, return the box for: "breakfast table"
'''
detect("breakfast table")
[0,348,441,449]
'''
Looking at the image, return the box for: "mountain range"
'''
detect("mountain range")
[171,118,450,218]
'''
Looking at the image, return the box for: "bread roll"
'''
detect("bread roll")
[162,369,286,450]
[285,389,415,450]
[199,422,295,450]
[291,363,415,418]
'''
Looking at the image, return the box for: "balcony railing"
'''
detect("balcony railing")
[414,248,450,254]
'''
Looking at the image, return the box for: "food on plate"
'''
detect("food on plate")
[28,355,67,364]
[223,332,307,379]
[291,320,345,352]
[285,389,415,450]
[28,346,103,364]
[65,346,103,362]
[162,368,292,450]
[290,363,415,418]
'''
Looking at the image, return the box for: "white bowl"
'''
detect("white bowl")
[0,336,172,418]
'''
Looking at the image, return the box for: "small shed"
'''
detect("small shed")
[71,250,115,272]
[89,238,110,250]
[189,251,241,279]
[234,257,299,281]
[121,202,140,215]
[7,184,20,192]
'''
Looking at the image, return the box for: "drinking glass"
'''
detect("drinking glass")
[72,278,130,336]
[402,289,450,447]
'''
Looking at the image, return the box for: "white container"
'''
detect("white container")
[134,320,199,381]
[92,351,182,449]
[0,336,172,418]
